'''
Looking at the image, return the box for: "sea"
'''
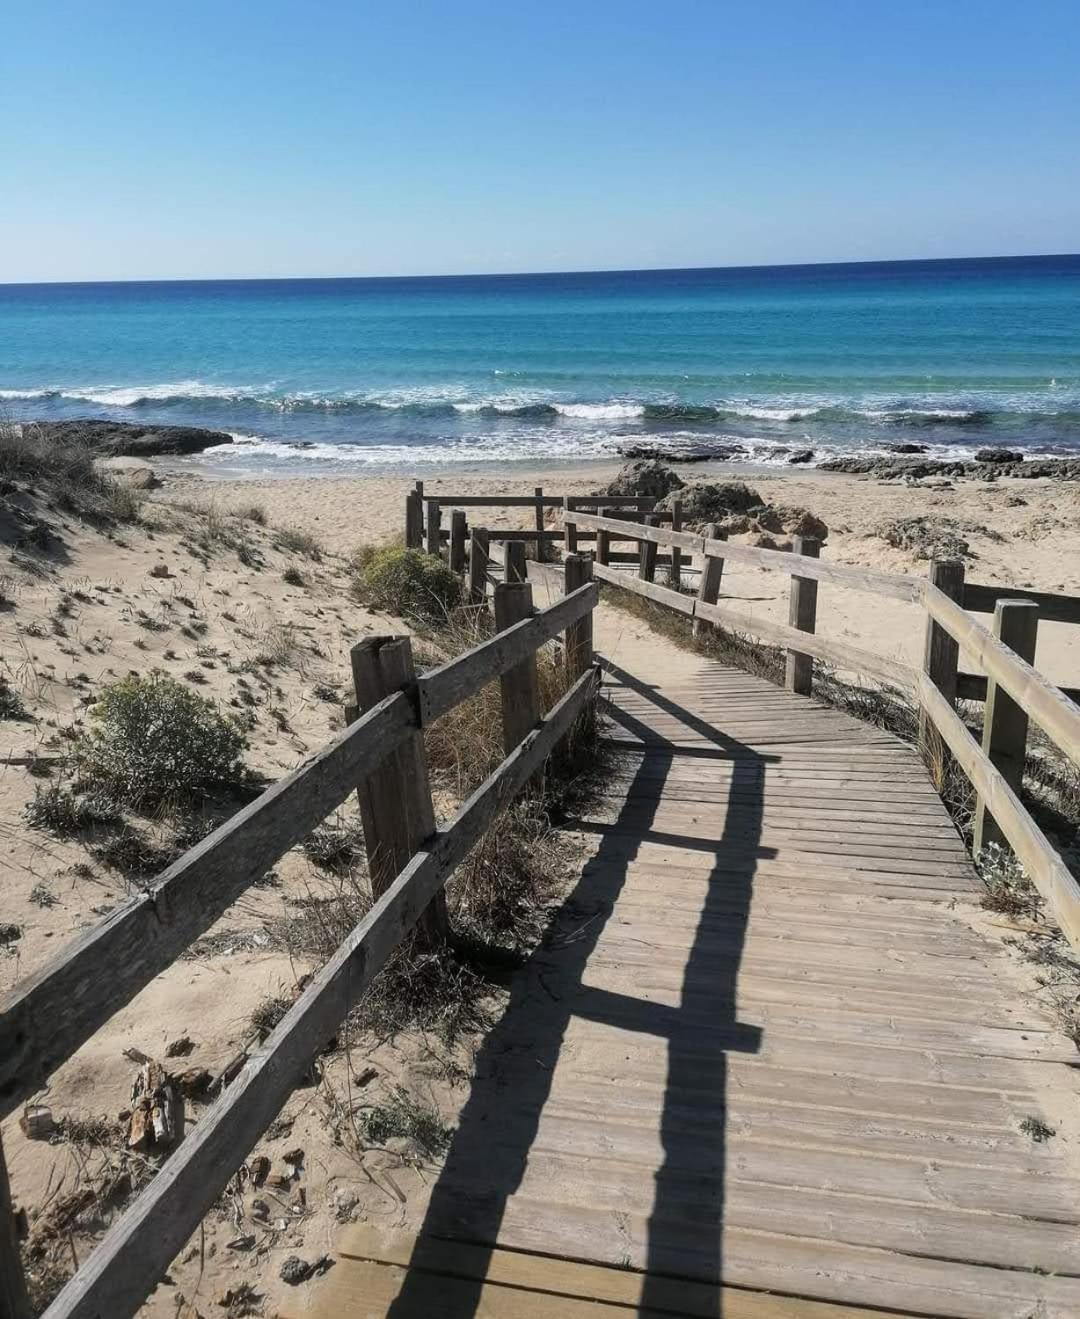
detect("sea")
[1,255,1079,475]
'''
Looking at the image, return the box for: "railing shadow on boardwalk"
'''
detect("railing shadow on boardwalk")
[387,658,774,1318]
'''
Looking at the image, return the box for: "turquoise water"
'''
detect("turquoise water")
[1,255,1079,472]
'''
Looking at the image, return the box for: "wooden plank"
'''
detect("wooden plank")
[918,672,1080,949]
[964,579,1080,624]
[785,535,820,696]
[40,668,599,1319]
[417,583,597,724]
[404,488,423,548]
[327,1227,880,1319]
[494,581,541,754]
[424,499,441,556]
[562,496,578,555]
[570,509,701,552]
[468,526,490,605]
[638,513,660,582]
[448,508,467,574]
[594,561,695,615]
[533,485,547,562]
[563,555,594,680]
[351,637,448,945]
[0,690,416,1119]
[925,581,1080,764]
[958,671,1080,705]
[669,499,683,590]
[701,537,926,603]
[973,601,1038,854]
[693,523,724,641]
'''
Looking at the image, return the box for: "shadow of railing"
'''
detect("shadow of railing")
[387,655,775,1316]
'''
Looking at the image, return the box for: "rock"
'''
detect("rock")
[656,481,762,524]
[618,443,744,462]
[885,443,929,454]
[165,1035,195,1058]
[248,1154,271,1187]
[786,449,815,464]
[175,1067,212,1099]
[279,1256,333,1285]
[34,420,232,457]
[819,457,969,479]
[604,460,684,498]
[975,448,1024,464]
[93,457,159,488]
[875,516,971,561]
[760,505,829,541]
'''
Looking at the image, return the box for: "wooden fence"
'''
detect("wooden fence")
[562,507,1080,950]
[0,564,600,1319]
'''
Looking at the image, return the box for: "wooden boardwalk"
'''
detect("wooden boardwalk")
[304,650,1080,1319]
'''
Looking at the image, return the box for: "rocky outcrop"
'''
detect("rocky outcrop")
[820,454,1080,481]
[30,420,232,457]
[874,515,1006,562]
[618,444,743,462]
[885,443,929,454]
[787,449,815,464]
[93,457,160,488]
[657,480,762,523]
[603,460,685,498]
[656,481,828,544]
[975,448,1024,464]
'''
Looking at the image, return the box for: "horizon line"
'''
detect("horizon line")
[2,250,1079,289]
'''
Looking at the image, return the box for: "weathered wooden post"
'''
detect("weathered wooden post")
[505,540,527,584]
[638,515,659,583]
[693,524,725,641]
[349,637,448,946]
[596,507,611,566]
[0,1130,30,1319]
[785,536,820,696]
[564,554,594,680]
[563,497,578,556]
[468,527,490,606]
[919,558,966,761]
[973,600,1039,854]
[404,489,423,549]
[669,500,683,591]
[534,486,547,563]
[493,581,540,755]
[449,509,467,575]
[425,500,441,557]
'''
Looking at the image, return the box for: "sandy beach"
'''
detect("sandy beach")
[160,459,1080,689]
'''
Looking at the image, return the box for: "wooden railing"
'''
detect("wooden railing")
[563,506,1080,950]
[0,566,600,1319]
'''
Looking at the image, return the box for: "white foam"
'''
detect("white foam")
[554,402,644,420]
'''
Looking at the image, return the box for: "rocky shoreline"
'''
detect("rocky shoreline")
[14,419,232,457]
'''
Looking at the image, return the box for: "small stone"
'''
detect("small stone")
[226,1233,256,1251]
[248,1154,270,1187]
[19,1105,54,1139]
[282,1147,305,1167]
[279,1256,313,1285]
[165,1035,195,1058]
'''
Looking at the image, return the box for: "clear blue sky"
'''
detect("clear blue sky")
[3,0,1078,281]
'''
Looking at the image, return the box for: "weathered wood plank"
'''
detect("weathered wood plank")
[785,535,820,695]
[964,580,1080,624]
[0,691,416,1119]
[0,1130,31,1319]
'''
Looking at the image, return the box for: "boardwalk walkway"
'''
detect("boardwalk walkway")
[308,631,1080,1317]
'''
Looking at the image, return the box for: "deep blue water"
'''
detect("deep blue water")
[2,255,1079,472]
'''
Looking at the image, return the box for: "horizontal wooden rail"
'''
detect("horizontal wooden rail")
[0,692,417,1119]
[594,562,916,691]
[918,674,1080,948]
[418,583,599,723]
[565,510,925,603]
[958,671,1080,707]
[964,582,1080,625]
[41,667,600,1319]
[424,494,566,508]
[925,585,1080,765]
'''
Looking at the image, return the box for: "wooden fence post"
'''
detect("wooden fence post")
[596,507,611,566]
[693,524,725,641]
[785,536,820,696]
[1,1130,31,1319]
[919,558,966,759]
[350,637,448,947]
[564,554,594,680]
[449,509,467,575]
[468,527,490,606]
[425,500,441,557]
[639,515,659,583]
[404,490,423,549]
[505,540,527,584]
[534,486,546,563]
[973,600,1039,855]
[669,500,683,591]
[563,498,578,556]
[493,582,541,756]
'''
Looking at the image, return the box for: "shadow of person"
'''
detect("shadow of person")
[387,655,773,1317]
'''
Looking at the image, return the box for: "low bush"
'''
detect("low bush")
[274,526,323,560]
[0,678,28,720]
[354,545,461,624]
[0,422,141,526]
[24,784,122,836]
[79,672,247,809]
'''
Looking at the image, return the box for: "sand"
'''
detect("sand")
[1,456,1077,1313]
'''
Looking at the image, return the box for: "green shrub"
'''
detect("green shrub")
[79,673,247,808]
[274,526,323,560]
[24,784,121,836]
[354,546,461,624]
[0,678,28,720]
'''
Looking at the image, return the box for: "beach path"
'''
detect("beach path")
[293,587,1080,1319]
